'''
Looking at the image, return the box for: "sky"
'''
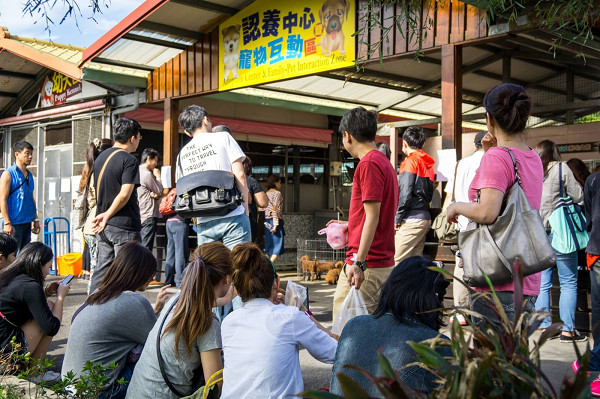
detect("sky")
[0,0,145,48]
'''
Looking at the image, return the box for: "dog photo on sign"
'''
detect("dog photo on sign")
[317,0,350,56]
[222,24,241,81]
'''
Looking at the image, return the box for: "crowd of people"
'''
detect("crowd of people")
[0,82,598,397]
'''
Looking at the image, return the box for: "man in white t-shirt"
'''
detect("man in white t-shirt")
[175,105,250,249]
[443,131,485,324]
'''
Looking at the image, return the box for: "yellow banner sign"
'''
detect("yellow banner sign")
[219,0,355,91]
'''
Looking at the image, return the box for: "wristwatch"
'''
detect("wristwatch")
[354,260,367,272]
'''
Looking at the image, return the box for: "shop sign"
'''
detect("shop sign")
[557,142,597,153]
[40,71,82,108]
[218,0,355,91]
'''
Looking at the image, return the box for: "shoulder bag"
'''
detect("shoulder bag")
[156,298,220,399]
[548,163,589,253]
[432,160,461,243]
[174,155,242,218]
[74,149,124,229]
[458,147,556,287]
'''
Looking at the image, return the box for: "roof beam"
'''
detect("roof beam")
[1,69,48,118]
[0,70,36,80]
[377,52,505,111]
[93,57,156,72]
[169,0,239,15]
[0,91,17,98]
[137,21,203,41]
[0,37,81,79]
[122,33,189,50]
[320,71,484,106]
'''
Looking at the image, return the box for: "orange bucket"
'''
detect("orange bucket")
[57,253,83,276]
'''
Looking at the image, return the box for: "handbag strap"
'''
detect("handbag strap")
[499,147,522,187]
[558,162,565,198]
[156,297,189,398]
[96,149,125,193]
[451,159,460,203]
[8,174,27,196]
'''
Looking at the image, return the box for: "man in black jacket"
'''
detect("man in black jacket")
[394,127,435,265]
[585,169,600,345]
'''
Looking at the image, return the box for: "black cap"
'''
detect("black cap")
[474,131,487,148]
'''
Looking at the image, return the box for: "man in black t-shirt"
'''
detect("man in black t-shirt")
[88,118,142,293]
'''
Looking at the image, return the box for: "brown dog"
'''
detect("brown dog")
[317,0,350,56]
[300,255,318,281]
[325,268,341,284]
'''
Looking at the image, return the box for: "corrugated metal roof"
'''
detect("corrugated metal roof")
[9,35,84,65]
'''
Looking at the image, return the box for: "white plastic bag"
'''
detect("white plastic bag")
[331,287,368,335]
[285,280,307,309]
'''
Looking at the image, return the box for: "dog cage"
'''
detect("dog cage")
[296,238,346,276]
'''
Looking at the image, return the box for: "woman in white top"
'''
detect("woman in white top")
[221,242,338,399]
[534,140,586,343]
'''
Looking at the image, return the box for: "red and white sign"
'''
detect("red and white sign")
[40,72,82,108]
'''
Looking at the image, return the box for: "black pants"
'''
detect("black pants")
[140,217,158,252]
[13,223,31,255]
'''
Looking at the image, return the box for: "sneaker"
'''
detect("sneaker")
[28,370,61,384]
[591,376,600,397]
[449,314,467,326]
[560,331,589,343]
[572,360,591,377]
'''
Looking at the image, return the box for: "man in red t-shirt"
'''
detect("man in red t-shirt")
[331,107,399,321]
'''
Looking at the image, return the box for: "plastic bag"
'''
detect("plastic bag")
[317,222,348,250]
[285,280,307,309]
[331,287,368,335]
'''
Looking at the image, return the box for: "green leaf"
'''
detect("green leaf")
[337,373,372,399]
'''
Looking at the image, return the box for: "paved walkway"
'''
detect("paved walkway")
[36,273,592,394]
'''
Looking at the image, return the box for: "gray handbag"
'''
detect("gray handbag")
[458,147,556,287]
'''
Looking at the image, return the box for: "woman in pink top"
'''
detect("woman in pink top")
[447,83,544,325]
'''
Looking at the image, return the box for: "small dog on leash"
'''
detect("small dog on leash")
[300,255,318,281]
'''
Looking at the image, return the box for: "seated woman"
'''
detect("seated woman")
[220,242,338,399]
[0,242,71,382]
[330,256,451,397]
[127,242,233,398]
[61,242,169,399]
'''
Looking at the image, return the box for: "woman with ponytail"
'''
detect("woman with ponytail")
[127,242,233,399]
[220,242,337,399]
[447,83,544,326]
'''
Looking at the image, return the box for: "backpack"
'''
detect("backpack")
[159,188,177,216]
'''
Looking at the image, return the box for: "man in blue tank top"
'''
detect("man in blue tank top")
[0,141,39,253]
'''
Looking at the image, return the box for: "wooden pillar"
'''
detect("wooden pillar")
[389,126,399,171]
[441,44,462,158]
[566,68,574,124]
[502,53,511,83]
[293,147,301,212]
[163,97,179,186]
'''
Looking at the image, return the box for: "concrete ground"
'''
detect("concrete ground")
[30,272,594,395]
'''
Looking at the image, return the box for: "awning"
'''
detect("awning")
[125,106,333,146]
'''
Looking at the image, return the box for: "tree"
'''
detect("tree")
[356,0,600,67]
[22,0,109,32]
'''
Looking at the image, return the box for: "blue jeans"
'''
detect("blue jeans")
[589,345,600,371]
[164,219,189,288]
[99,362,135,399]
[196,213,251,250]
[535,238,578,331]
[470,291,536,330]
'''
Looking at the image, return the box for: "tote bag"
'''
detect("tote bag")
[458,147,556,287]
[548,163,589,253]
